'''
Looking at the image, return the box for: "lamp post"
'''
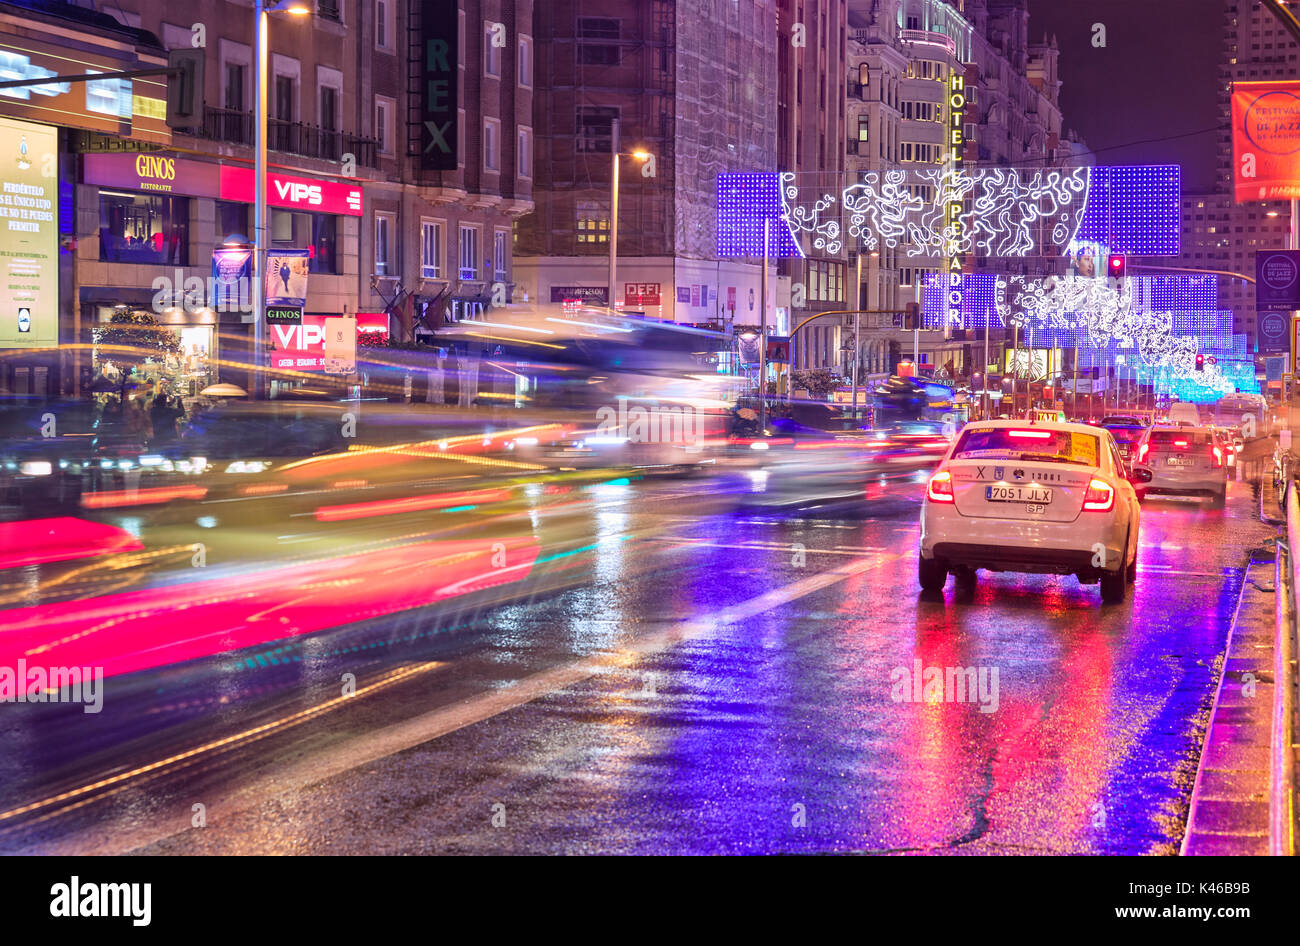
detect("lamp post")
[252,0,310,398]
[607,119,650,313]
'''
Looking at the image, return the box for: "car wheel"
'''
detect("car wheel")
[918,554,947,592]
[1100,566,1127,604]
[1126,531,1138,583]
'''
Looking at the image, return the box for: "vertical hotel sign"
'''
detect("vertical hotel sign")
[945,68,968,327]
[419,0,458,171]
[0,118,56,348]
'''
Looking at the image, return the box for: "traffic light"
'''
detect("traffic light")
[1107,254,1126,280]
[1195,353,1205,372]
[166,48,206,130]
[904,302,921,330]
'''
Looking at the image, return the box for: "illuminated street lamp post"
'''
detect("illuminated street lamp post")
[608,119,650,313]
[252,0,311,398]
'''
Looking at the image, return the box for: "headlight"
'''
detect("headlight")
[225,460,269,474]
[750,441,770,451]
[19,461,52,476]
[139,455,165,467]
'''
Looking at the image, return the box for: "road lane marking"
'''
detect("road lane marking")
[9,553,897,855]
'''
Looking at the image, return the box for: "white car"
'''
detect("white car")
[919,419,1148,603]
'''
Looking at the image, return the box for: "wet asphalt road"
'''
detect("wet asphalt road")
[0,470,1275,855]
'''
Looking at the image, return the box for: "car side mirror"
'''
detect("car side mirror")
[1128,466,1153,484]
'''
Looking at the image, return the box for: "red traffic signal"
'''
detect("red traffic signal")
[1107,255,1126,279]
[1195,353,1204,371]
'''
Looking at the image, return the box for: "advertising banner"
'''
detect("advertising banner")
[549,285,607,305]
[0,117,57,348]
[324,317,357,374]
[266,249,310,307]
[211,245,252,312]
[270,315,354,372]
[624,282,661,306]
[1257,249,1300,313]
[1232,80,1300,202]
[1259,308,1291,353]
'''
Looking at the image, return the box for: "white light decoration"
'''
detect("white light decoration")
[781,172,842,254]
[843,167,1090,260]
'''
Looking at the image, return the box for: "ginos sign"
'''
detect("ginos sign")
[135,154,175,181]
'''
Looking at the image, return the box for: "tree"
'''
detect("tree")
[94,311,182,363]
[791,367,842,399]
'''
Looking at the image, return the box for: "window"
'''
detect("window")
[274,76,295,122]
[576,106,618,153]
[375,97,395,154]
[857,116,870,141]
[484,20,502,77]
[317,0,341,22]
[375,0,393,50]
[271,212,339,274]
[459,225,480,279]
[224,63,245,111]
[576,201,609,243]
[494,230,507,278]
[98,192,189,265]
[578,16,620,65]
[518,126,532,179]
[216,201,248,243]
[519,35,533,88]
[484,118,499,170]
[421,220,443,279]
[319,85,338,132]
[375,214,392,275]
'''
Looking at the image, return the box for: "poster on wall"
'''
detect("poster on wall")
[266,249,311,307]
[211,245,252,312]
[0,117,57,348]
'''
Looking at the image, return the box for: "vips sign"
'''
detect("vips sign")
[270,316,353,371]
[0,118,57,348]
[1232,81,1300,202]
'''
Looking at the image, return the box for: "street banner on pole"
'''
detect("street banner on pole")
[1232,80,1300,202]
[266,249,310,307]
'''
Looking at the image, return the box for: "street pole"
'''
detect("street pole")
[982,317,990,420]
[252,0,268,399]
[759,218,769,433]
[851,251,862,422]
[609,120,620,315]
[1011,322,1019,417]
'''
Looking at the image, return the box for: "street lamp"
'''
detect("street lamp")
[608,121,651,313]
[252,0,311,398]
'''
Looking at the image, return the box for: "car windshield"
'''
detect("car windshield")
[951,427,1099,466]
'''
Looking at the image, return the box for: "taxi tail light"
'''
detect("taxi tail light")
[1211,446,1223,468]
[1082,478,1115,512]
[926,469,955,503]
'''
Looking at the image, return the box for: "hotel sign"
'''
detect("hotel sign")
[945,68,968,328]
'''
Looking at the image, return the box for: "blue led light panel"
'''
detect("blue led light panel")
[921,273,999,328]
[716,173,804,259]
[1075,165,1180,256]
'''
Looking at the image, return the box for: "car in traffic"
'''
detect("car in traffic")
[919,419,1148,603]
[1099,417,1149,471]
[1134,425,1227,507]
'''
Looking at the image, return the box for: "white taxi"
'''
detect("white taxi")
[919,419,1149,603]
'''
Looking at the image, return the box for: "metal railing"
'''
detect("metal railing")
[191,106,378,168]
[1270,454,1299,855]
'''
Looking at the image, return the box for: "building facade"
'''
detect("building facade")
[514,0,781,331]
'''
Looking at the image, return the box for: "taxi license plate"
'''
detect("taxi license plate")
[986,485,1053,504]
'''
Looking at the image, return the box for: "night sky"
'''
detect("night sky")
[1027,0,1222,190]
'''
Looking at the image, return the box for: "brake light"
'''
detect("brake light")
[1137,442,1149,462]
[1082,478,1115,512]
[926,470,955,503]
[1173,439,1189,447]
[1008,429,1052,439]
[1211,446,1223,468]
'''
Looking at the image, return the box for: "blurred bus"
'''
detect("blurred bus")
[1213,393,1270,438]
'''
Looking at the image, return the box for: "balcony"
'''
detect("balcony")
[899,29,957,57]
[190,105,379,169]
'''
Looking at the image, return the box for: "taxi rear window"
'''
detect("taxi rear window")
[1148,430,1210,446]
[952,427,1100,466]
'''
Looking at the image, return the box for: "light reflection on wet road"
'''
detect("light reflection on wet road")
[0,474,1273,854]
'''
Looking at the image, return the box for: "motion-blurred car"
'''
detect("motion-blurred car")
[0,397,95,513]
[920,419,1148,603]
[1134,426,1227,507]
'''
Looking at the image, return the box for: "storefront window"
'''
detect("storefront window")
[271,209,339,274]
[217,200,249,241]
[98,192,189,264]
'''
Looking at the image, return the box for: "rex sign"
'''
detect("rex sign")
[419,0,458,171]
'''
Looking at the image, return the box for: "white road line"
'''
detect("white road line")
[27,553,896,855]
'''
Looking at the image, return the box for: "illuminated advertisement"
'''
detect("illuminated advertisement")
[266,250,310,307]
[945,68,968,327]
[0,118,57,348]
[1231,80,1300,202]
